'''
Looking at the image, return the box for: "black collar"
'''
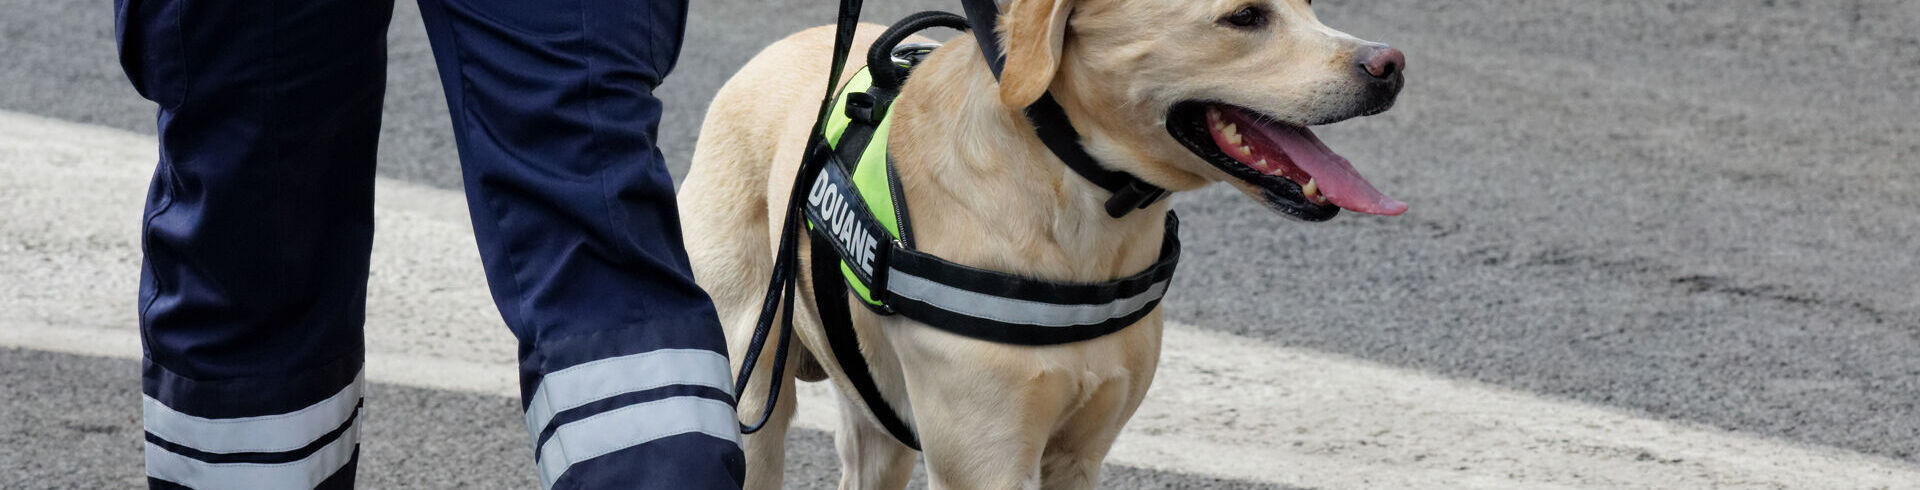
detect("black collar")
[960,0,1168,218]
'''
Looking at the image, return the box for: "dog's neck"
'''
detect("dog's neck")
[884,36,1169,283]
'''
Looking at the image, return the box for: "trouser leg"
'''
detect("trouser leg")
[115,0,395,487]
[411,0,743,488]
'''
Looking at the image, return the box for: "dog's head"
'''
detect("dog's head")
[998,0,1407,221]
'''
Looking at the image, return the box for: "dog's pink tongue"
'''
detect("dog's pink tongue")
[1258,124,1408,216]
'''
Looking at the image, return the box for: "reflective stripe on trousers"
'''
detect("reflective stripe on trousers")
[521,348,741,489]
[143,373,366,490]
[116,0,743,486]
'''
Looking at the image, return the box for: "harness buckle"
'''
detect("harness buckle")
[890,42,941,68]
[1104,181,1169,218]
[864,240,903,316]
[844,92,887,124]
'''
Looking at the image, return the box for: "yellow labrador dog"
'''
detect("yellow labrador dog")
[679,0,1406,488]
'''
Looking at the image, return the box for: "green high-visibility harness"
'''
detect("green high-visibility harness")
[734,2,1183,450]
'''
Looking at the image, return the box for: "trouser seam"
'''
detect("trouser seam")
[435,1,537,336]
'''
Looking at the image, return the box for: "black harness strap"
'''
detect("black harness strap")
[786,9,953,452]
[804,91,922,447]
[885,213,1180,345]
[811,233,922,450]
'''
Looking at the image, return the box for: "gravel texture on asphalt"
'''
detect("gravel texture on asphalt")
[2,0,1916,484]
[0,349,1299,489]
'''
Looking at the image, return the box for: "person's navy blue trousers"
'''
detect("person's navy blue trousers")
[114,0,745,487]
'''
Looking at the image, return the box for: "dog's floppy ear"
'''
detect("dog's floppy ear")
[998,0,1073,110]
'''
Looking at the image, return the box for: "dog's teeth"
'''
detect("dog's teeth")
[1254,159,1268,171]
[1239,145,1253,156]
[1303,178,1327,204]
[1226,131,1242,146]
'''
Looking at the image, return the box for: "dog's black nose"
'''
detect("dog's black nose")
[1358,44,1405,81]
[1350,44,1405,117]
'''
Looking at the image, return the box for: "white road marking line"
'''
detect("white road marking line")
[5,110,1918,489]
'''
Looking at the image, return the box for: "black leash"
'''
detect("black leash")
[799,12,979,454]
[959,0,1008,78]
[732,0,932,450]
[733,0,865,435]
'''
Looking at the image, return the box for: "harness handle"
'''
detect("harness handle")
[866,12,971,93]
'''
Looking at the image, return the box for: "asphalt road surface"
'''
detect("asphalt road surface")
[4,0,1919,488]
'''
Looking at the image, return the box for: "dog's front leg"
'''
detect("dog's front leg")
[891,335,1062,490]
[1036,374,1150,490]
[833,393,917,490]
[912,377,1055,489]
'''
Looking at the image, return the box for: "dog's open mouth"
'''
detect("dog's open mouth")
[1167,102,1407,221]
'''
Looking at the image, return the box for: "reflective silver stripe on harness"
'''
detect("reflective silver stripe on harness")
[887,269,1171,328]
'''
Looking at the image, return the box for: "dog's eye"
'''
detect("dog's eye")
[1221,6,1268,29]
